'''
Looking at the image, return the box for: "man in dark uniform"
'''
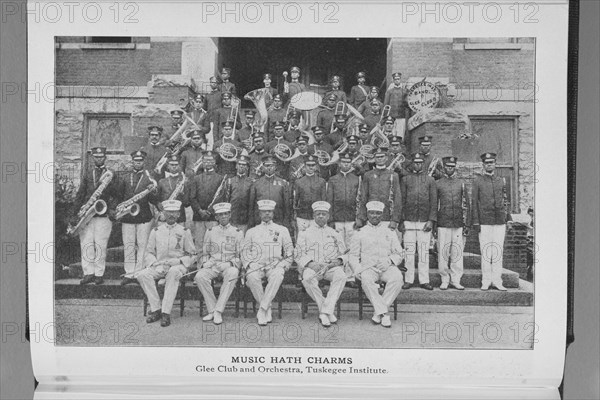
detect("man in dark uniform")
[358,148,402,239]
[363,98,383,132]
[472,152,512,291]
[218,67,236,96]
[262,73,278,109]
[348,71,369,109]
[400,152,437,291]
[357,86,381,115]
[436,156,470,290]
[237,109,257,149]
[248,132,268,180]
[214,121,243,177]
[179,129,206,176]
[190,151,227,249]
[325,75,347,104]
[248,155,291,228]
[345,135,368,176]
[387,136,409,178]
[72,147,119,285]
[154,156,189,227]
[419,135,444,180]
[384,72,409,139]
[118,150,159,286]
[308,126,334,180]
[284,66,306,104]
[292,155,326,235]
[357,123,373,148]
[266,94,287,142]
[289,136,312,180]
[266,121,295,179]
[170,109,184,133]
[210,92,242,143]
[189,94,211,130]
[317,94,337,134]
[326,153,361,251]
[283,111,303,143]
[326,113,346,149]
[222,155,253,234]
[205,76,222,115]
[142,126,169,179]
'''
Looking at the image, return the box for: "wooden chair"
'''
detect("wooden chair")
[196,275,241,318]
[300,279,345,320]
[355,278,399,321]
[142,278,187,317]
[239,269,299,319]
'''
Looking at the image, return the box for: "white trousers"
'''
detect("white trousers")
[122,221,153,275]
[403,221,431,284]
[479,224,506,287]
[137,264,187,314]
[335,221,357,277]
[195,264,239,314]
[302,266,346,316]
[393,118,406,140]
[359,267,403,316]
[437,227,464,285]
[245,264,285,312]
[192,221,218,250]
[79,217,112,277]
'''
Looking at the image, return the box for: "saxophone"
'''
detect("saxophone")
[168,175,186,200]
[115,172,158,220]
[427,157,441,177]
[67,169,113,236]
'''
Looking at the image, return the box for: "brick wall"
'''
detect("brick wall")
[388,40,453,80]
[149,42,182,75]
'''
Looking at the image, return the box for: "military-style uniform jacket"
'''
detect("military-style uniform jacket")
[471,172,511,225]
[436,174,470,228]
[205,90,222,114]
[248,149,267,180]
[363,111,381,132]
[308,141,334,180]
[383,85,408,119]
[402,152,443,180]
[118,169,158,224]
[74,164,119,218]
[325,127,345,150]
[200,223,244,268]
[210,107,242,142]
[236,125,254,148]
[348,84,369,109]
[190,169,226,221]
[357,96,381,115]
[400,170,437,223]
[179,145,205,176]
[156,172,190,223]
[214,137,243,176]
[142,142,169,178]
[145,223,196,269]
[293,174,327,220]
[283,127,302,144]
[326,171,361,223]
[263,86,279,109]
[223,174,254,226]
[324,89,347,104]
[295,224,348,274]
[349,222,403,273]
[266,107,287,140]
[359,166,401,223]
[218,81,237,96]
[316,108,335,133]
[248,175,291,227]
[241,221,293,269]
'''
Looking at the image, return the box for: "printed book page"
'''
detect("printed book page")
[27,0,569,398]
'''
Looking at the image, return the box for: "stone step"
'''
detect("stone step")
[54,277,532,306]
[66,263,520,288]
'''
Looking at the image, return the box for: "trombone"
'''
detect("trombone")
[330,101,346,134]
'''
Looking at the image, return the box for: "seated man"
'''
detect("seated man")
[137,200,196,327]
[242,200,293,326]
[194,202,243,325]
[349,201,404,328]
[295,201,348,327]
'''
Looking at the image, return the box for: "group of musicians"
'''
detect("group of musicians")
[71,68,512,329]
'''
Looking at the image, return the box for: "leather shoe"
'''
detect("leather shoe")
[213,311,223,325]
[257,309,268,326]
[94,276,104,285]
[202,313,214,322]
[381,314,392,328]
[328,314,338,324]
[371,314,382,325]
[491,283,507,291]
[160,313,171,327]
[120,277,137,286]
[480,284,490,291]
[146,310,161,324]
[420,283,434,291]
[450,282,465,290]
[440,282,449,290]
[266,307,273,323]
[80,275,95,285]
[319,314,331,328]
[402,282,413,290]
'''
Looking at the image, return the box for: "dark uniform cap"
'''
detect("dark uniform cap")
[221,67,231,74]
[147,126,163,135]
[272,120,285,129]
[263,73,272,80]
[389,136,402,145]
[296,136,308,145]
[195,93,205,101]
[480,152,497,162]
[304,155,318,165]
[221,92,232,100]
[191,129,204,138]
[347,135,359,144]
[244,110,256,117]
[358,123,369,132]
[170,110,183,119]
[370,86,380,93]
[273,94,282,101]
[383,115,396,124]
[252,132,265,141]
[356,71,366,78]
[222,120,234,128]
[311,126,324,135]
[392,72,402,78]
[331,75,341,82]
[370,98,381,106]
[418,135,432,144]
[262,154,277,165]
[327,93,338,101]
[203,150,216,159]
[237,155,250,165]
[379,142,390,150]
[339,152,352,162]
[290,66,300,73]
[335,114,347,122]
[131,150,147,161]
[412,152,425,162]
[375,148,388,156]
[442,156,457,166]
[91,147,107,157]
[167,155,180,164]
[288,110,301,120]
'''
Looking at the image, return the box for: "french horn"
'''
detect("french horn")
[273,143,294,162]
[218,142,239,162]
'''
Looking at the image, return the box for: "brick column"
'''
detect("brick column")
[181,37,219,93]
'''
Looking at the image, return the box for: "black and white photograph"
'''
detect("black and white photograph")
[52,35,536,349]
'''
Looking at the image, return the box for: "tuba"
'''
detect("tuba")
[67,169,113,236]
[116,172,158,220]
[217,142,239,162]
